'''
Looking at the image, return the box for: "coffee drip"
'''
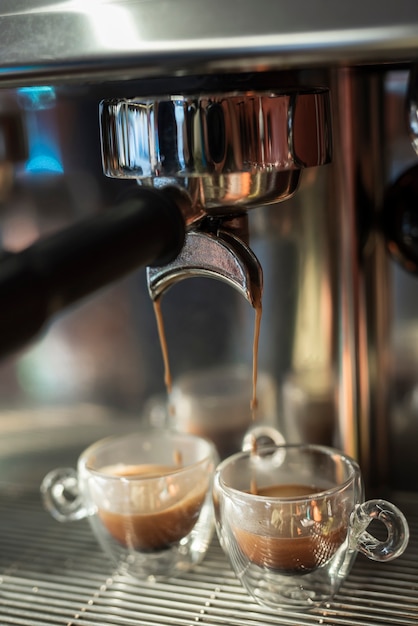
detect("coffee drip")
[152,299,174,398]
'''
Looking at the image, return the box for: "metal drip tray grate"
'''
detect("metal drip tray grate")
[0,484,417,625]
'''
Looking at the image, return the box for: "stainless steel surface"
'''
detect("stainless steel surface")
[329,69,393,486]
[147,229,263,307]
[100,91,331,211]
[0,480,417,625]
[1,1,418,85]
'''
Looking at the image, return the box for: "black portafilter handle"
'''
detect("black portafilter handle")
[0,187,185,357]
[382,163,418,275]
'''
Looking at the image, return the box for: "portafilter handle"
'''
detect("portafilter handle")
[0,187,185,357]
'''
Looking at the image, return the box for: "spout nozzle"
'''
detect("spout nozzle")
[146,230,263,308]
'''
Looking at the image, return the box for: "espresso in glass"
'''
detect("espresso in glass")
[41,431,218,580]
[233,483,348,573]
[213,443,409,609]
[97,463,209,551]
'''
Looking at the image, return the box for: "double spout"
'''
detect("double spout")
[147,214,263,308]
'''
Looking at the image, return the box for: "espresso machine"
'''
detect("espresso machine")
[1,2,418,624]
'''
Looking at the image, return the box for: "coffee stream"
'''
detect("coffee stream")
[250,300,262,420]
[153,289,263,495]
[152,299,173,398]
[153,296,264,429]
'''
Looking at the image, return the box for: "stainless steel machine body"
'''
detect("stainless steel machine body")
[0,3,418,624]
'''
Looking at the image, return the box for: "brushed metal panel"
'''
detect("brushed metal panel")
[0,1,417,84]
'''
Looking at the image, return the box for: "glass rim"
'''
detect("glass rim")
[78,429,216,480]
[216,442,359,502]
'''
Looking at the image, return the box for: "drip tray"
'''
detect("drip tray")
[0,484,417,626]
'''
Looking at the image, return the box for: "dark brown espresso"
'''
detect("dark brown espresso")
[98,464,207,551]
[233,484,347,573]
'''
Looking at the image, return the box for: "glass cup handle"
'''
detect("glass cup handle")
[40,467,87,522]
[242,425,285,452]
[349,499,410,561]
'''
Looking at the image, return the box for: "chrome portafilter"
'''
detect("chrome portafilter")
[100,88,332,305]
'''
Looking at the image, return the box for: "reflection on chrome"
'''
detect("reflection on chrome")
[100,90,332,213]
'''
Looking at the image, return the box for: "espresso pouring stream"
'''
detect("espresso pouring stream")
[152,294,264,448]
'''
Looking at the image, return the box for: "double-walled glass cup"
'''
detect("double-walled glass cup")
[213,443,409,609]
[41,430,218,579]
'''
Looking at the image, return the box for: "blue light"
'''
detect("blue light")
[18,86,56,111]
[25,154,64,174]
[21,91,65,176]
